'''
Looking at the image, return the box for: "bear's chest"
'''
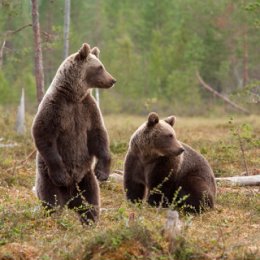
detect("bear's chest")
[57,103,91,173]
[60,103,90,135]
[145,157,178,186]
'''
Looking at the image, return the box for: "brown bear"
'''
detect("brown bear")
[124,112,216,212]
[32,43,116,224]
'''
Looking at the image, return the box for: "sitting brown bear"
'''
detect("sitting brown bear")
[32,43,116,224]
[124,112,216,212]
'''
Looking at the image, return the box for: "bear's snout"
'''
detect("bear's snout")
[110,78,117,86]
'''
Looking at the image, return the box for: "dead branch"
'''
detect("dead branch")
[6,149,36,172]
[196,71,250,114]
[0,24,32,68]
[216,175,260,186]
[19,149,36,165]
[0,40,5,69]
[1,24,32,37]
[113,169,124,175]
[109,173,123,183]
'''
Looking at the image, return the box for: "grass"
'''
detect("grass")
[0,108,259,260]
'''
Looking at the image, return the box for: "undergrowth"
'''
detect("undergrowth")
[0,109,259,260]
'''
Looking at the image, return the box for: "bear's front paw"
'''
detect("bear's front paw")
[95,170,109,181]
[49,167,72,187]
[94,160,110,181]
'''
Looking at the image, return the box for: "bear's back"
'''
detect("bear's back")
[177,143,216,194]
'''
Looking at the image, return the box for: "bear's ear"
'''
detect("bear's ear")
[76,43,90,61]
[91,47,100,58]
[147,112,159,127]
[164,116,176,127]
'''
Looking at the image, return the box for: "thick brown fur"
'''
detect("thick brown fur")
[32,43,116,224]
[124,112,216,212]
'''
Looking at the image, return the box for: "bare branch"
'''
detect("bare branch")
[0,40,6,69]
[216,175,260,186]
[196,71,250,114]
[1,24,32,37]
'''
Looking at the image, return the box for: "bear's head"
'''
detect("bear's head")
[56,43,116,99]
[74,43,116,89]
[130,112,184,161]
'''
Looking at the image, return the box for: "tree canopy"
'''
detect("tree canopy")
[0,0,259,115]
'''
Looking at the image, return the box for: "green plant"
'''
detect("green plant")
[228,117,258,175]
[83,223,160,260]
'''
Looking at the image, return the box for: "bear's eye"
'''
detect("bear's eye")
[168,134,173,138]
[98,65,103,71]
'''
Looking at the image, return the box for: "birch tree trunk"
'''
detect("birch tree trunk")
[0,41,5,70]
[94,0,101,106]
[31,0,45,104]
[64,0,70,59]
[16,88,26,135]
[216,175,260,186]
[242,26,249,87]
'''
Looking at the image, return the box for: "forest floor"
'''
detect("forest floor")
[0,110,259,260]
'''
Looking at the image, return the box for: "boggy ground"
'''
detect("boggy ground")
[0,109,259,260]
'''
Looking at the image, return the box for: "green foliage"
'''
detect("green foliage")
[231,80,260,114]
[245,0,260,28]
[0,71,14,104]
[228,117,259,174]
[83,222,160,260]
[166,70,201,105]
[0,0,259,115]
[110,140,128,154]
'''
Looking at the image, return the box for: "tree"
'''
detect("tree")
[64,0,70,59]
[16,88,26,134]
[0,0,259,114]
[31,0,45,104]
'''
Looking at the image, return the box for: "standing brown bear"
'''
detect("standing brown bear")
[32,43,116,224]
[124,112,216,212]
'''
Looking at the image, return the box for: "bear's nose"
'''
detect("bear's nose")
[111,78,117,84]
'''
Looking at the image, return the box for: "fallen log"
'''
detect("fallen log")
[110,170,260,187]
[109,173,123,183]
[216,175,260,186]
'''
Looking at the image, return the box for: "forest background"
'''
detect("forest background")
[0,0,259,116]
[0,1,260,259]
